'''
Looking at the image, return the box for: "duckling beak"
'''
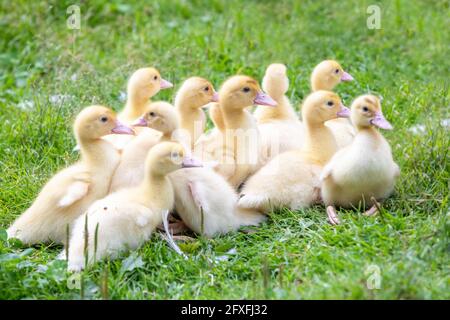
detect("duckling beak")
[370,112,393,130]
[160,78,173,89]
[254,92,277,107]
[341,71,354,82]
[111,120,135,135]
[337,104,351,118]
[181,156,203,168]
[131,116,148,127]
[211,91,219,102]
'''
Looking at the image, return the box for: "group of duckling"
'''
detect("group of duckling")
[7,60,399,271]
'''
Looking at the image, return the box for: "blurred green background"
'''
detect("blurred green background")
[0,0,448,299]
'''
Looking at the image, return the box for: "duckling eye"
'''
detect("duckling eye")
[149,112,156,117]
[153,76,158,80]
[170,151,181,161]
[362,106,369,112]
[204,86,209,92]
[335,69,340,74]
[100,116,108,123]
[327,101,334,107]
[242,87,251,93]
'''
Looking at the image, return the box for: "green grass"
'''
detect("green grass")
[0,0,449,299]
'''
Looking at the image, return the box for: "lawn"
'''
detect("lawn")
[0,0,448,299]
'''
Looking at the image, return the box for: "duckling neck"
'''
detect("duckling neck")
[78,137,119,169]
[256,96,297,123]
[221,101,252,130]
[122,94,149,121]
[140,174,174,209]
[178,107,205,135]
[175,96,202,112]
[303,120,338,165]
[311,78,334,92]
[356,126,383,145]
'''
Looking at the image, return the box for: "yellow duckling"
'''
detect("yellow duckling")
[7,106,134,244]
[64,142,200,271]
[175,77,219,149]
[311,60,354,91]
[238,91,350,213]
[117,100,264,237]
[311,60,355,149]
[119,67,173,123]
[194,75,277,188]
[101,67,172,151]
[254,63,298,123]
[109,101,179,192]
[321,95,400,225]
[254,63,304,166]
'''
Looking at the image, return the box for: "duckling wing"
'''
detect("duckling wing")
[57,180,90,208]
[320,156,338,181]
[188,181,204,209]
[55,168,91,207]
[320,149,347,181]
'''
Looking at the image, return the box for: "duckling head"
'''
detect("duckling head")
[219,75,277,110]
[127,67,173,103]
[175,77,219,109]
[133,101,179,135]
[302,90,350,125]
[311,60,354,91]
[146,142,202,176]
[74,105,134,141]
[351,95,392,130]
[262,63,289,99]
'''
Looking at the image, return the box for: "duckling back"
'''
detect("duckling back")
[169,167,265,237]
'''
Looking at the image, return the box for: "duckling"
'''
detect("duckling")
[174,77,219,149]
[109,101,179,192]
[64,142,200,271]
[311,60,354,91]
[311,60,355,149]
[321,95,399,225]
[254,63,298,123]
[253,63,304,166]
[101,67,172,151]
[119,67,173,123]
[170,167,266,238]
[194,75,276,188]
[7,106,134,244]
[238,91,350,213]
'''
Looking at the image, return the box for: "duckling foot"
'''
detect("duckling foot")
[169,220,189,234]
[171,235,196,242]
[313,187,322,204]
[326,206,340,225]
[157,220,189,235]
[363,203,380,216]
